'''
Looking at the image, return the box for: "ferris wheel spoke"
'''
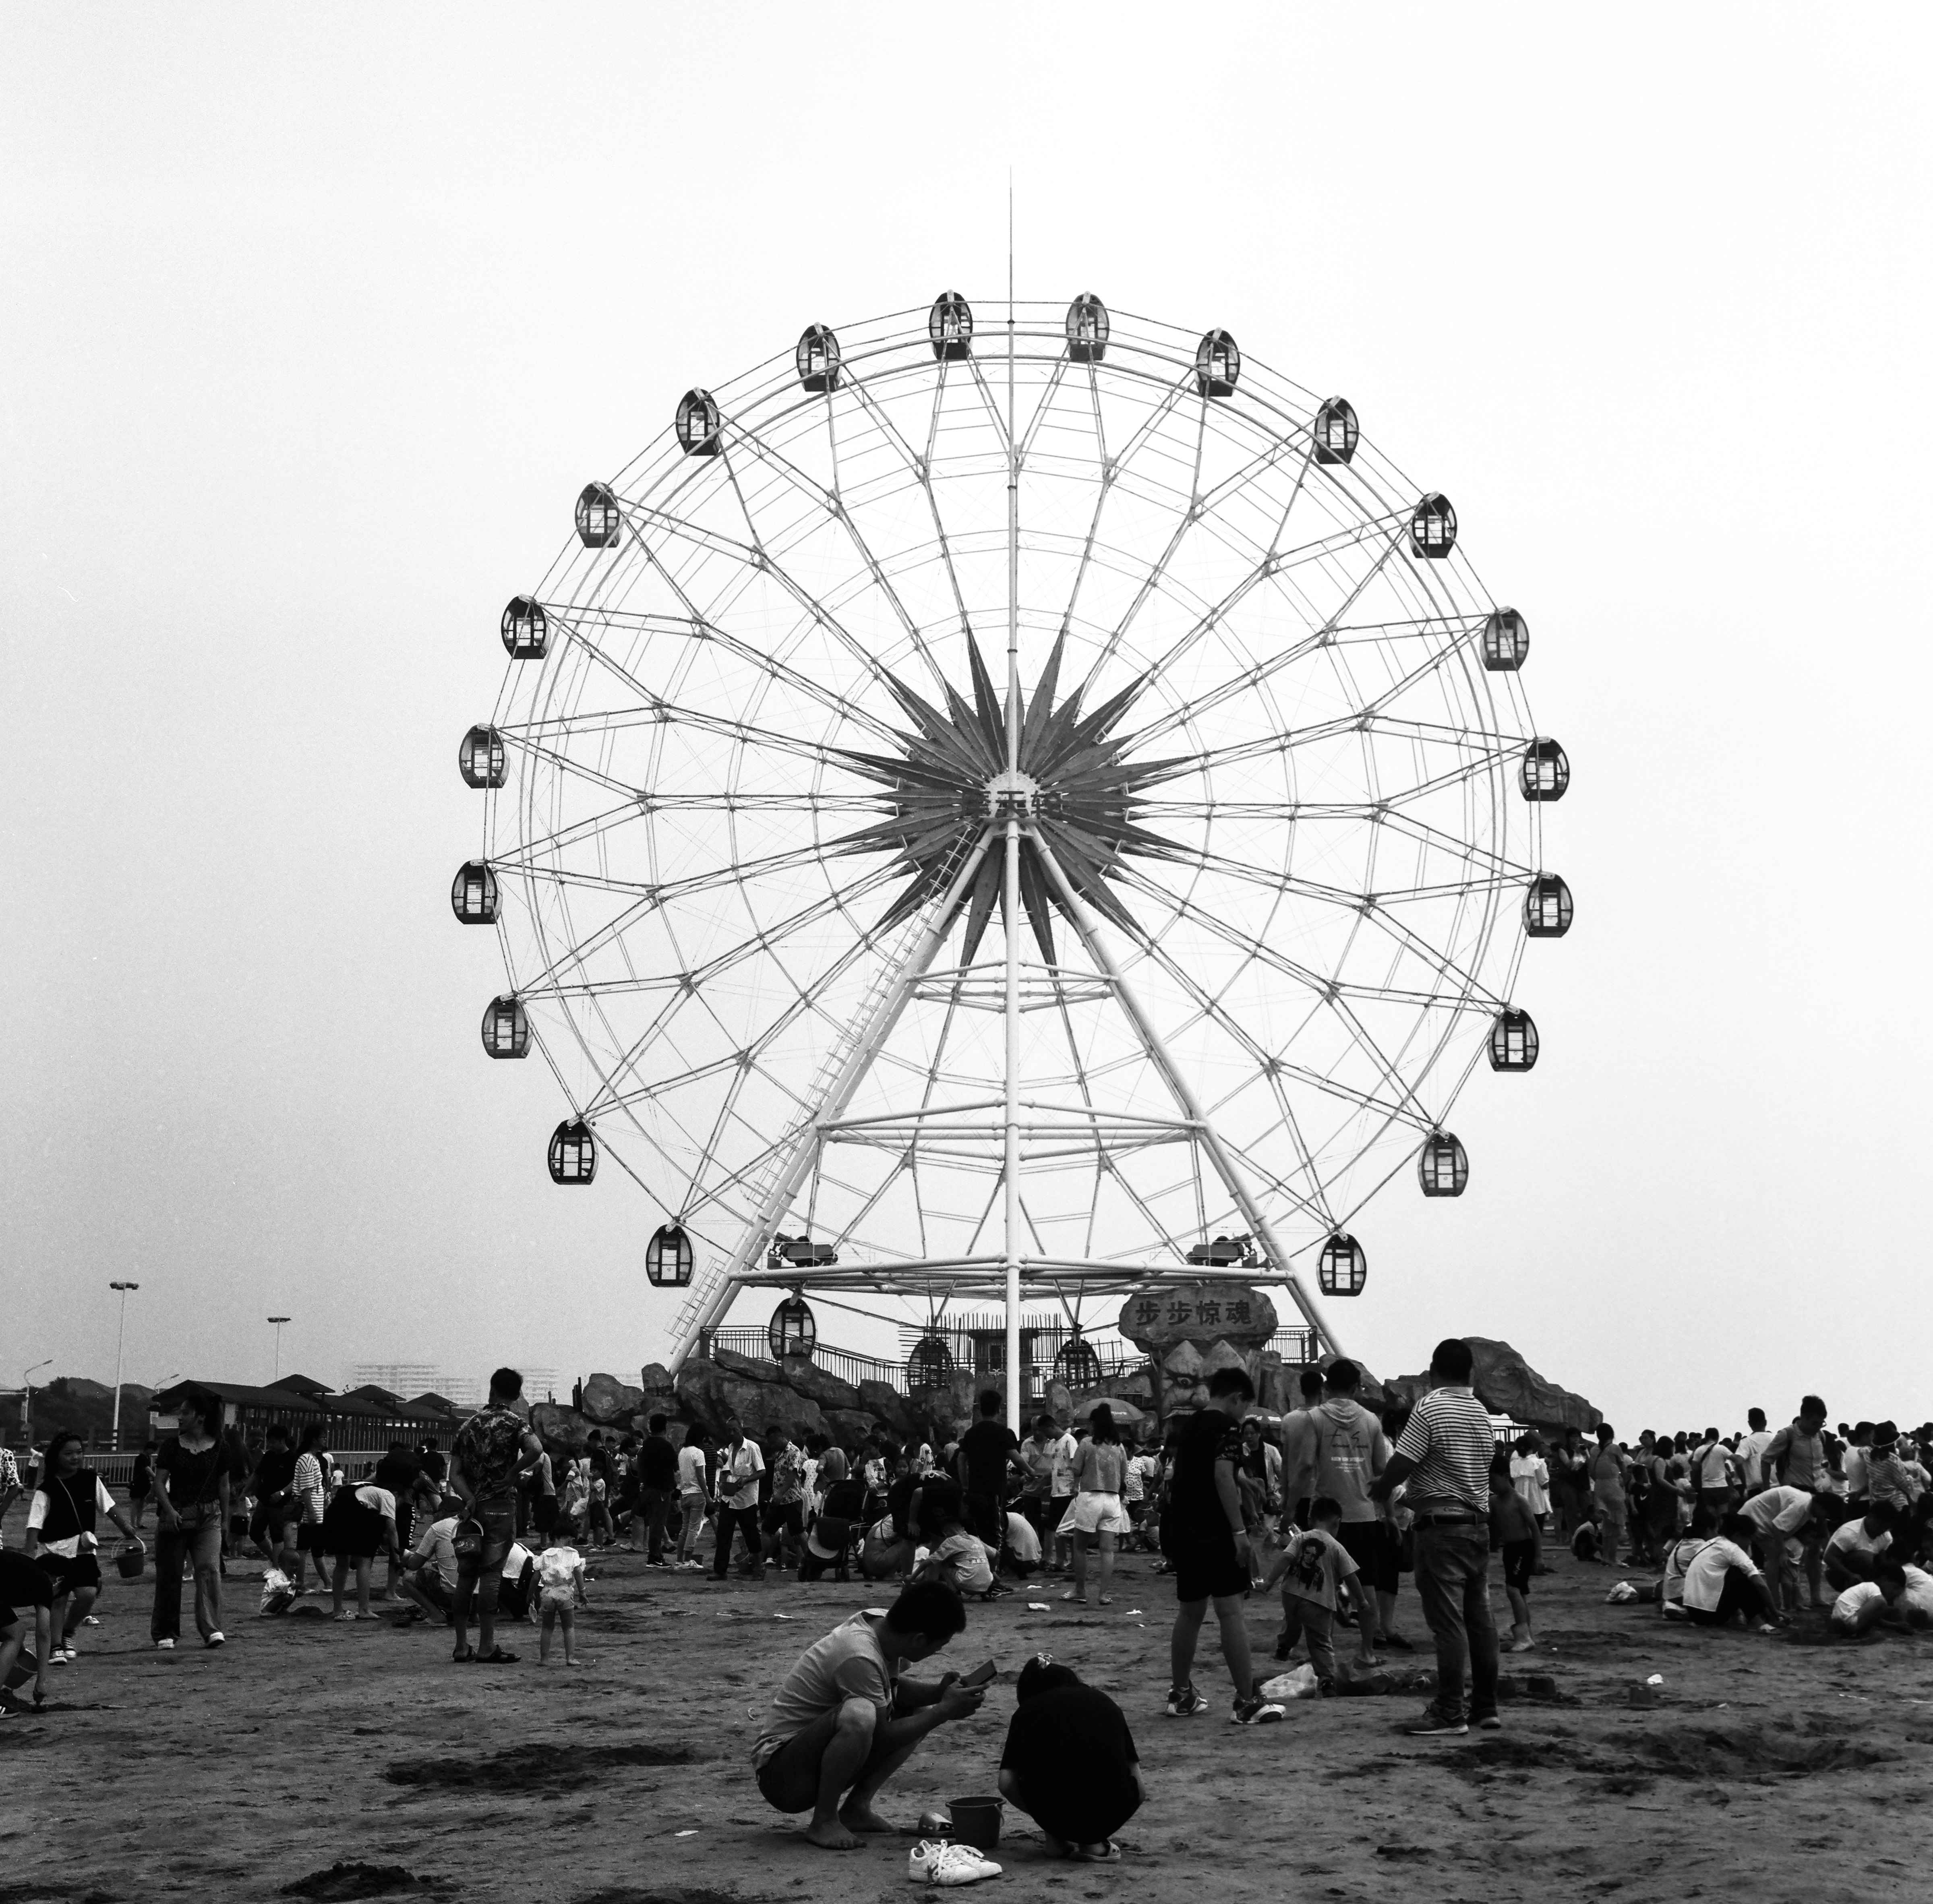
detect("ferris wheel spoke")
[1056,367,1196,641]
[1132,691,1523,791]
[504,833,857,903]
[1126,525,1409,748]
[962,360,1016,459]
[1014,356,1072,465]
[1122,835,1507,924]
[835,374,979,645]
[560,606,907,753]
[1114,861,1497,1014]
[716,420,955,697]
[610,508,918,731]
[515,854,902,1000]
[1125,919,1432,1136]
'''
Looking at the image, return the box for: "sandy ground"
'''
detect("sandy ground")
[4,1503,1932,1904]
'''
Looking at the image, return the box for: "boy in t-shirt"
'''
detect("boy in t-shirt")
[1489,1451,1542,1652]
[1260,1496,1359,1688]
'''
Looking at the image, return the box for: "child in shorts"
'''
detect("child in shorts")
[1260,1495,1360,1689]
[536,1533,586,1665]
[1490,1451,1540,1651]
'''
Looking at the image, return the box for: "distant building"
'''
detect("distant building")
[346,1364,561,1409]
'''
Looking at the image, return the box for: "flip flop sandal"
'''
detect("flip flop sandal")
[451,1646,477,1663]
[474,1647,520,1663]
[1072,1843,1123,1864]
[1097,1594,1113,1606]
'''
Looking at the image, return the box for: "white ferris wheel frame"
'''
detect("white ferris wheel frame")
[476,297,1555,1431]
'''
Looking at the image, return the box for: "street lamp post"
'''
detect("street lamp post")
[109,1281,139,1450]
[267,1317,290,1384]
[21,1359,52,1444]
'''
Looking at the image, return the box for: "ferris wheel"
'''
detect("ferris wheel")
[453,293,1568,1398]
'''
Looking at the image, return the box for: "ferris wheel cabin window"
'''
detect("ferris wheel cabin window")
[645,1223,695,1288]
[929,291,973,360]
[1482,608,1530,671]
[1418,1131,1469,1197]
[906,1334,955,1389]
[676,389,722,457]
[548,1118,597,1185]
[458,725,507,789]
[1318,1232,1368,1297]
[1520,738,1570,801]
[1066,294,1109,363]
[450,861,498,924]
[1313,397,1358,465]
[500,595,548,660]
[1524,873,1574,937]
[480,994,529,1059]
[575,483,621,548]
[768,1294,817,1361]
[1194,328,1240,396]
[1410,493,1457,558]
[796,325,841,392]
[1489,1007,1539,1071]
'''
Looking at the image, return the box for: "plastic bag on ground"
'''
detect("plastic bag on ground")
[1604,1580,1638,1604]
[1259,1664,1321,1702]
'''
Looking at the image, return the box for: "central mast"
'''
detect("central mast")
[1002,194,1023,1435]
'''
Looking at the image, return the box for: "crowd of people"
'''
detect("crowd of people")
[3,1354,1928,1802]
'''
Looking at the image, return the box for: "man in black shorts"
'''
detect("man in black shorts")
[0,1551,56,1714]
[1161,1366,1285,1725]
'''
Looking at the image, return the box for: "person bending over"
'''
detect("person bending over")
[1831,1557,1909,1636]
[859,1458,925,1581]
[1825,1504,1895,1594]
[1681,1516,1780,1630]
[753,1580,982,1850]
[798,1451,865,1583]
[908,1479,996,1598]
[999,1656,1143,1861]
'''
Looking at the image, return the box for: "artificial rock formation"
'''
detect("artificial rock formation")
[1385,1337,1599,1434]
[1119,1282,1279,1418]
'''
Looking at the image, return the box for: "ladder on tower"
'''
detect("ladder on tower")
[665,896,940,1360]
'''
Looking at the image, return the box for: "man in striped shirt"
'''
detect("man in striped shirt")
[1371,1338,1499,1737]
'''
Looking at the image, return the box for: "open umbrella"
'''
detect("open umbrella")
[1073,1396,1145,1424]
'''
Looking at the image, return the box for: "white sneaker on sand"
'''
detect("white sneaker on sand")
[154,1638,175,1650]
[909,1842,1002,1886]
[205,1632,226,1648]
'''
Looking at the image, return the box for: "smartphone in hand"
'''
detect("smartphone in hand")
[959,1658,998,1688]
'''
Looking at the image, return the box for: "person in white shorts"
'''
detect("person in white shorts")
[1059,1404,1130,1606]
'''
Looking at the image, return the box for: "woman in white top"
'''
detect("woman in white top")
[1058,1406,1130,1606]
[674,1431,710,1570]
[25,1432,143,1661]
[1510,1436,1552,1527]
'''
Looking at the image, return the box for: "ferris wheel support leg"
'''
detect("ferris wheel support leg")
[666,828,996,1372]
[1027,829,1345,1362]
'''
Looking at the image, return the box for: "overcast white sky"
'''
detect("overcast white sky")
[4,6,1929,1433]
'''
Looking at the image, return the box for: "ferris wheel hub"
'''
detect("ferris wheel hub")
[986,769,1040,817]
